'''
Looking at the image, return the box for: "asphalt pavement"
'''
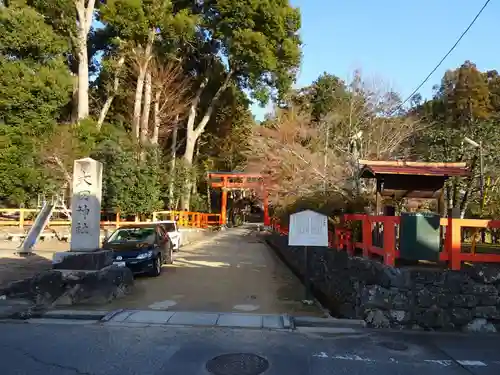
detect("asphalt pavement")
[1,320,500,375]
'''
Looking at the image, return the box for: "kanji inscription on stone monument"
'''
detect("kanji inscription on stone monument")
[70,158,103,251]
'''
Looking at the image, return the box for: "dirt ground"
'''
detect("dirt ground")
[0,240,69,288]
[102,226,325,317]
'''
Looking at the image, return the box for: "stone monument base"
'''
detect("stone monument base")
[52,250,113,271]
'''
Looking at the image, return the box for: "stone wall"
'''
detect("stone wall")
[0,266,134,318]
[267,233,500,333]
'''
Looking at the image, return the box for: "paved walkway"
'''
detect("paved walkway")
[103,226,324,316]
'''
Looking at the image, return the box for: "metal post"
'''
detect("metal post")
[479,141,484,211]
[479,141,485,243]
[303,245,312,304]
[323,122,329,194]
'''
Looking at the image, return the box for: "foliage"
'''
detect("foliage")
[408,61,500,217]
[93,142,163,215]
[0,2,72,204]
[248,71,421,212]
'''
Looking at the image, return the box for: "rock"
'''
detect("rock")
[416,289,437,308]
[1,271,66,306]
[463,318,497,333]
[462,282,498,296]
[365,309,390,328]
[0,299,37,319]
[389,310,411,324]
[52,250,113,271]
[467,265,500,285]
[360,285,391,309]
[414,307,452,329]
[452,294,478,308]
[480,294,500,306]
[410,269,443,285]
[1,265,133,312]
[449,308,473,326]
[63,265,134,305]
[443,272,470,294]
[437,294,454,308]
[392,291,411,309]
[474,306,500,320]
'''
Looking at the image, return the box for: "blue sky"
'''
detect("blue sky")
[251,0,499,120]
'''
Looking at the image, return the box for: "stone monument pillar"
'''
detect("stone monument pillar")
[70,157,103,251]
[53,157,112,270]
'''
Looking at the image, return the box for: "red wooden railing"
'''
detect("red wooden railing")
[271,214,500,271]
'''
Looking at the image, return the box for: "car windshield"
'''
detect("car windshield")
[163,223,176,232]
[107,227,156,244]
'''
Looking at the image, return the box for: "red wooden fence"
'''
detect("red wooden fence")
[271,214,500,270]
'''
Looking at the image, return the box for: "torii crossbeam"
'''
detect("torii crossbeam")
[207,172,270,226]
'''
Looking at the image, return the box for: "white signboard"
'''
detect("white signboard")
[288,210,328,247]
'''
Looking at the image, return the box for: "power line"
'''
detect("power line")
[394,0,492,114]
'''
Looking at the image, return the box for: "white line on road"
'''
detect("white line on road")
[457,360,487,367]
[313,353,494,367]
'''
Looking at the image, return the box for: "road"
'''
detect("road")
[103,226,323,316]
[2,321,500,374]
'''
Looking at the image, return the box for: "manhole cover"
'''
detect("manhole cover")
[379,341,408,351]
[206,353,269,375]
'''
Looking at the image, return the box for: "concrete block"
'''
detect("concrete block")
[43,310,108,320]
[52,250,113,270]
[125,310,175,324]
[282,314,293,329]
[107,310,135,322]
[262,315,284,329]
[216,313,263,328]
[168,312,219,326]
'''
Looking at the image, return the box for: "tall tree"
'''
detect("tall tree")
[0,1,72,203]
[179,0,302,208]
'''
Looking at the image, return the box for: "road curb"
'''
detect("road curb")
[101,309,125,322]
[42,309,109,321]
[293,316,366,329]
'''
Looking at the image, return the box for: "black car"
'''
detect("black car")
[102,223,174,277]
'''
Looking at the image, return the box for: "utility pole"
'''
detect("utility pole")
[323,120,329,194]
[479,140,484,211]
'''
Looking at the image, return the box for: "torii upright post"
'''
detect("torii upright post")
[221,176,228,226]
[207,172,270,227]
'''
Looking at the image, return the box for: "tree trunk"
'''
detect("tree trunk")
[191,139,201,198]
[97,56,125,129]
[168,117,178,209]
[140,71,152,144]
[74,0,95,121]
[133,67,147,139]
[180,133,197,210]
[180,71,233,209]
[152,89,161,145]
[132,29,155,139]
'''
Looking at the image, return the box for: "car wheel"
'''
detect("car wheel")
[150,256,162,277]
[165,245,173,265]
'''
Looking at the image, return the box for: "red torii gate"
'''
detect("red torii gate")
[207,172,270,226]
